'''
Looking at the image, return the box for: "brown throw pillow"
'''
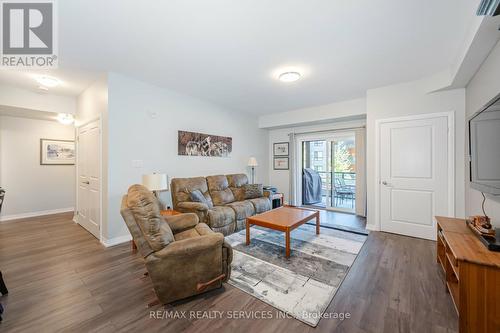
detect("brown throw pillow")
[244,184,263,199]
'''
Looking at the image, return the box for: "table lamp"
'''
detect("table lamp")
[248,157,258,184]
[142,173,168,198]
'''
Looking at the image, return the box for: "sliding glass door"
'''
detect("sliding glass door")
[302,133,356,212]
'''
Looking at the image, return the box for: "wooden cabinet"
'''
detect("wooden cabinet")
[435,216,500,333]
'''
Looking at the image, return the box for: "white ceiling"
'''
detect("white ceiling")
[0,0,480,114]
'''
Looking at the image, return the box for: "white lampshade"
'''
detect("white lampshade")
[142,173,168,191]
[248,157,258,167]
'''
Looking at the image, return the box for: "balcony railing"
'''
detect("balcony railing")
[314,171,356,209]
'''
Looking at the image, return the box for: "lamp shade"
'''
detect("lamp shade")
[248,157,258,167]
[142,173,168,191]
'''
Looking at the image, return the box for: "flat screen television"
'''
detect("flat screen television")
[469,92,500,195]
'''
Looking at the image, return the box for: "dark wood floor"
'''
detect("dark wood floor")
[0,212,457,332]
[317,209,367,232]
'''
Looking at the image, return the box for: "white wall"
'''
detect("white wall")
[259,98,366,129]
[105,73,269,241]
[268,118,366,203]
[465,40,500,228]
[0,116,75,220]
[0,85,76,115]
[366,77,466,230]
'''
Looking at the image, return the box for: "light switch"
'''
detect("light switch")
[132,160,143,168]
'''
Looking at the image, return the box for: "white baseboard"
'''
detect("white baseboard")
[0,207,75,222]
[102,234,132,247]
[365,223,380,231]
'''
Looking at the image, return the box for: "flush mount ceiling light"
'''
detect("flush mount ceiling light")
[35,75,60,88]
[278,71,301,83]
[56,113,74,125]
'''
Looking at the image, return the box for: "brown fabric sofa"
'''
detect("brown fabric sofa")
[171,174,271,235]
[120,184,232,304]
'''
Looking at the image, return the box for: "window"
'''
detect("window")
[314,165,323,172]
[313,151,323,161]
[313,141,323,147]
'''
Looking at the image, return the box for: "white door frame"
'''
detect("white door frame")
[374,111,455,232]
[295,130,357,213]
[75,116,103,242]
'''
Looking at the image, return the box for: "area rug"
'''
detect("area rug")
[225,224,367,327]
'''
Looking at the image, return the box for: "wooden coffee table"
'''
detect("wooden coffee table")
[246,206,320,258]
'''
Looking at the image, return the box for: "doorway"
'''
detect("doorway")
[76,119,101,239]
[376,112,454,240]
[301,132,357,213]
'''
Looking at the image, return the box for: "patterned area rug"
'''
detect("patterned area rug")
[225,224,367,327]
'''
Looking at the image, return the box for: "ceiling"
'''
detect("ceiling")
[0,0,480,114]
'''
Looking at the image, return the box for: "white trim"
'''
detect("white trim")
[0,207,74,222]
[75,117,103,242]
[295,129,359,212]
[76,116,101,128]
[374,111,456,233]
[102,234,132,247]
[365,223,380,231]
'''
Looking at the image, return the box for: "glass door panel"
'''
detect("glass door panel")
[331,136,356,212]
[302,140,330,208]
[301,133,356,213]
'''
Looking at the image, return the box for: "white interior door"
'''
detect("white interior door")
[77,120,100,239]
[379,114,452,240]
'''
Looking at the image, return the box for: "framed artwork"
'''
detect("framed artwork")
[273,142,289,156]
[40,139,75,165]
[274,157,289,170]
[178,130,232,157]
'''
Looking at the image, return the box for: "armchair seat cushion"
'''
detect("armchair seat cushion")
[247,197,272,214]
[226,200,255,220]
[174,223,212,241]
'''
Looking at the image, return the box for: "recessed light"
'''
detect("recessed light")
[56,113,74,125]
[279,71,301,83]
[35,76,60,88]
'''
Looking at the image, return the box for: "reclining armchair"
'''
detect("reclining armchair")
[120,184,233,304]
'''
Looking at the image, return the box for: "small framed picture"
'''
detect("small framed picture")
[40,139,75,165]
[273,142,289,156]
[274,157,289,170]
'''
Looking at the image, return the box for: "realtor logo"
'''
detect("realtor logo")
[1,0,57,68]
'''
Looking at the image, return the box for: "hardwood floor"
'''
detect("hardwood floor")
[0,213,457,332]
[302,206,367,232]
[318,210,367,232]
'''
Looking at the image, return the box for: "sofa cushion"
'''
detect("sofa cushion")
[207,206,235,228]
[190,189,214,208]
[170,177,212,208]
[212,223,235,236]
[243,184,263,199]
[126,184,174,251]
[207,175,235,205]
[227,174,248,201]
[226,200,255,220]
[247,197,272,214]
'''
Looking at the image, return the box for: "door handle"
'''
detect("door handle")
[82,181,90,184]
[382,181,392,186]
